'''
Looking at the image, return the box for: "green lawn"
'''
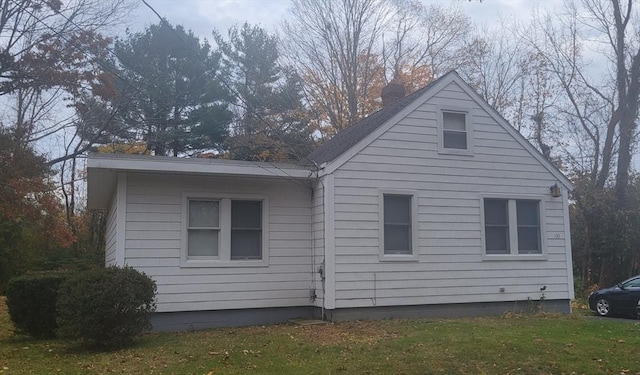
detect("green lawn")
[1,297,639,374]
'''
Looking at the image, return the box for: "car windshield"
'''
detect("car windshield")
[621,277,640,288]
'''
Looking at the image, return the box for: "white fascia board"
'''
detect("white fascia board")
[87,154,312,179]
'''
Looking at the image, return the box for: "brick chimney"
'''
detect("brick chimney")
[381,78,406,107]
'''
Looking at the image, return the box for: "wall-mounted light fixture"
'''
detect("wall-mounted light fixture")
[550,183,561,198]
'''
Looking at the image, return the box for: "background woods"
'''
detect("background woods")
[1,0,639,295]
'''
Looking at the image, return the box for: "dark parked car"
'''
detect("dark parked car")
[589,276,640,317]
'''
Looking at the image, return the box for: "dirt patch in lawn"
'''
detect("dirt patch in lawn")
[289,320,403,346]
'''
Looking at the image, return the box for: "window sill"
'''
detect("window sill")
[379,254,419,262]
[482,254,547,261]
[181,259,269,268]
[438,148,474,157]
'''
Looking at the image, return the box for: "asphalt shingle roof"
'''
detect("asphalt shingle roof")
[306,73,448,166]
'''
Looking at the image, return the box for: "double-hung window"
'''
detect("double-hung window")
[438,107,472,154]
[380,192,418,260]
[482,197,543,257]
[443,111,467,149]
[184,196,266,266]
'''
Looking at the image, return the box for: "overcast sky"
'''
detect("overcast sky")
[130,0,565,41]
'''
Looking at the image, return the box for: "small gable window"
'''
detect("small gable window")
[443,111,467,149]
[438,107,472,155]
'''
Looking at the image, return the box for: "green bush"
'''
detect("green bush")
[56,266,156,349]
[5,271,68,339]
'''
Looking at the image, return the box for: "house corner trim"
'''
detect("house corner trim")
[323,173,336,310]
[115,172,127,266]
[562,186,575,300]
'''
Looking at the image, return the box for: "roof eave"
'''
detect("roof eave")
[86,154,313,209]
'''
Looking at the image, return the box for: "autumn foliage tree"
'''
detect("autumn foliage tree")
[0,0,134,287]
[0,130,74,291]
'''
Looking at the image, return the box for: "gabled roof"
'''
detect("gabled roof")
[306,74,447,166]
[305,71,573,189]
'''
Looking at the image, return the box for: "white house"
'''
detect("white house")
[87,71,574,331]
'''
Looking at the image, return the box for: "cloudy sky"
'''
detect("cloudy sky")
[130,0,565,40]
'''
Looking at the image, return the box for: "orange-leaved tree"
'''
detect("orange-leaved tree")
[0,131,74,291]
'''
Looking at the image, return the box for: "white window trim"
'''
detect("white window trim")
[379,190,419,262]
[181,192,269,268]
[480,193,547,261]
[437,105,474,156]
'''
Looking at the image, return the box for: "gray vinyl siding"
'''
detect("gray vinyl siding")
[105,191,118,266]
[332,81,571,309]
[124,172,313,313]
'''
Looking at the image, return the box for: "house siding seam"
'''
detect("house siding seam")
[123,172,314,313]
[330,81,572,310]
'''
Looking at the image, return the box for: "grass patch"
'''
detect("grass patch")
[1,297,640,374]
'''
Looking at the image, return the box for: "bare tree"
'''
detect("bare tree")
[517,0,640,287]
[458,22,527,123]
[382,1,471,81]
[283,0,472,138]
[282,0,391,136]
[0,0,136,231]
[0,0,136,153]
[527,0,640,195]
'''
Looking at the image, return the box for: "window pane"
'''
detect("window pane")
[188,229,218,256]
[518,227,541,253]
[516,200,539,226]
[231,229,262,259]
[189,200,219,228]
[384,224,411,254]
[443,112,466,131]
[384,195,411,224]
[443,131,467,149]
[232,200,262,229]
[485,227,509,254]
[623,278,640,288]
[484,199,508,225]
